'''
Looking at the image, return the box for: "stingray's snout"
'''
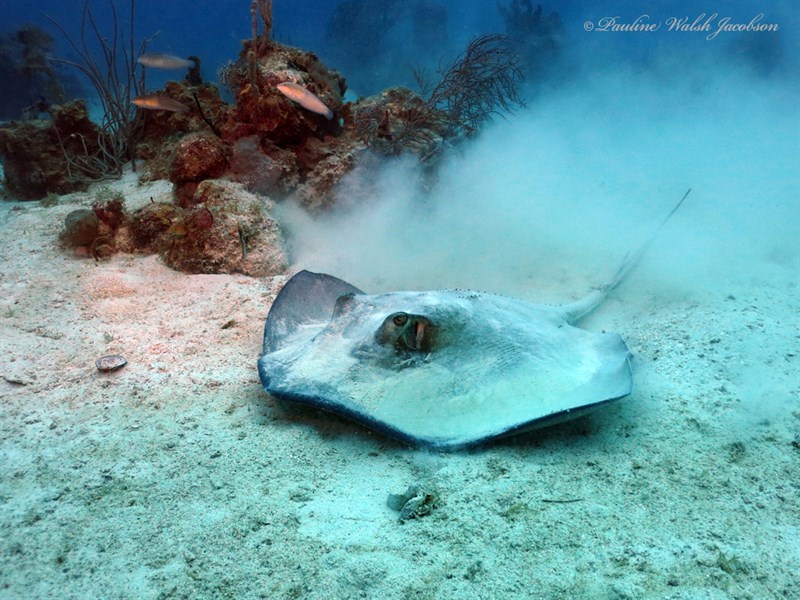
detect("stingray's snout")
[376,312,436,353]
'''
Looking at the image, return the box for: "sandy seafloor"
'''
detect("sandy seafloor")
[0,170,798,600]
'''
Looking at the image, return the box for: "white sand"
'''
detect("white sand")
[1,174,798,599]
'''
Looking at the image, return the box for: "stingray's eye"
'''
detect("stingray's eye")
[392,313,408,327]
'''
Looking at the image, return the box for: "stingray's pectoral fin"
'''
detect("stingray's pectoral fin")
[263,270,364,353]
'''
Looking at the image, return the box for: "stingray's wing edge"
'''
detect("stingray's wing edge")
[258,354,630,451]
[263,270,364,353]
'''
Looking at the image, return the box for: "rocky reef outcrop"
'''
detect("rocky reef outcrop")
[213,39,356,208]
[0,100,104,200]
[60,180,286,277]
[157,179,286,277]
[24,5,526,278]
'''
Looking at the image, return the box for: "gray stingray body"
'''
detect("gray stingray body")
[258,272,630,449]
[258,191,690,450]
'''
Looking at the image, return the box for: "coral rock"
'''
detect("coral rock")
[128,202,183,250]
[227,136,300,197]
[138,82,228,145]
[92,196,126,230]
[351,87,449,157]
[220,40,345,147]
[0,100,102,199]
[60,208,99,247]
[294,136,365,211]
[170,132,229,185]
[160,179,287,277]
[136,82,229,183]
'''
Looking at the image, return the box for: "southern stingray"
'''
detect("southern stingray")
[258,191,690,450]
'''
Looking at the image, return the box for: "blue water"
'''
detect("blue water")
[3,0,798,98]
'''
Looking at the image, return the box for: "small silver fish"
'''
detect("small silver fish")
[96,355,127,373]
[276,82,334,120]
[132,95,190,112]
[138,53,194,69]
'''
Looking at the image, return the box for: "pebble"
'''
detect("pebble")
[95,354,127,372]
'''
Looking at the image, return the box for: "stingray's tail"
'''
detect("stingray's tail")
[564,188,692,322]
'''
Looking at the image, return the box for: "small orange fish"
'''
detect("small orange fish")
[276,82,333,120]
[132,95,190,113]
[138,53,194,69]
